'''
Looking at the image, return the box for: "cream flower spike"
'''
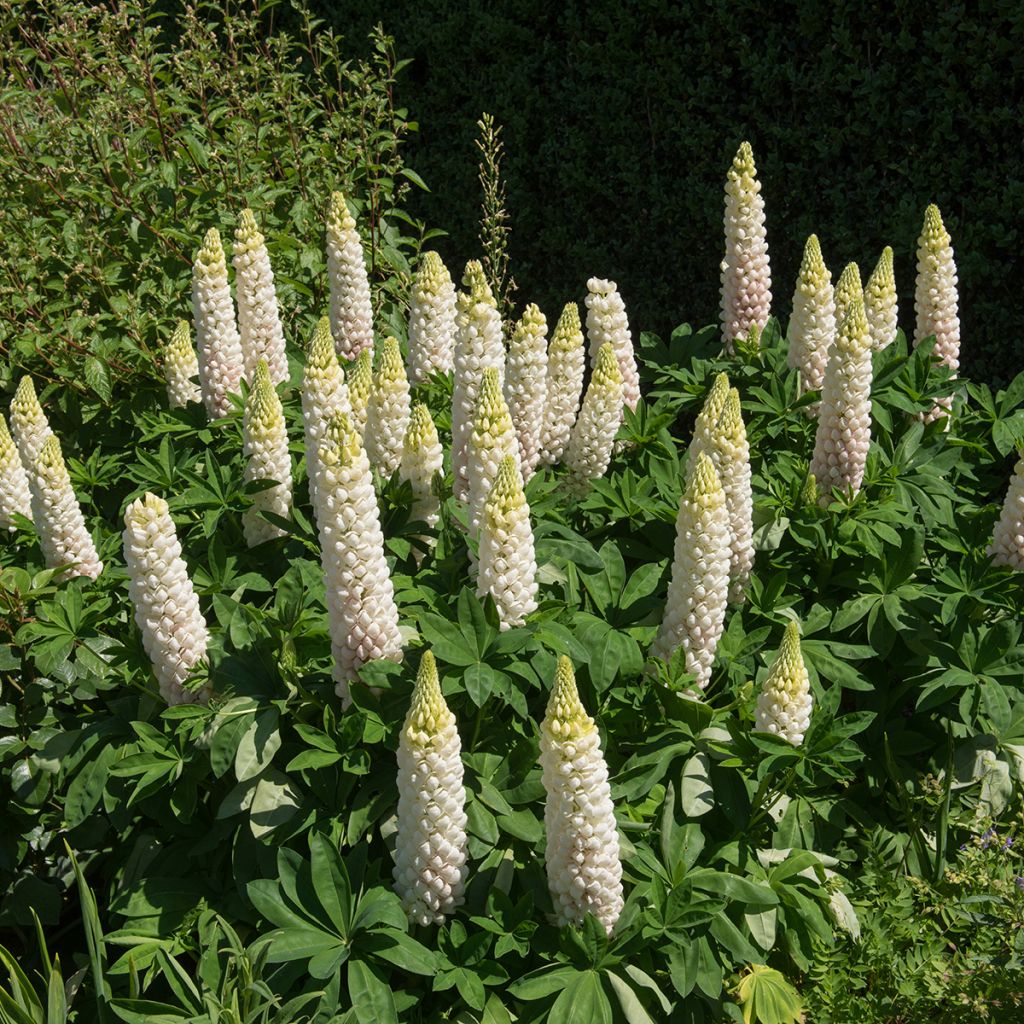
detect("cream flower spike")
[365,336,412,478]
[393,650,469,925]
[833,261,863,328]
[123,493,210,705]
[755,621,813,745]
[539,302,585,467]
[10,376,54,469]
[408,251,457,383]
[540,656,624,935]
[787,234,835,409]
[233,208,288,385]
[326,191,375,361]
[347,347,373,438]
[865,246,898,351]
[563,343,624,495]
[505,304,548,481]
[316,413,403,704]
[716,389,754,604]
[400,403,444,561]
[810,294,873,505]
[192,227,245,419]
[163,320,201,409]
[243,360,292,546]
[988,450,1024,570]
[720,141,771,353]
[0,414,32,531]
[689,371,731,467]
[477,456,539,630]
[585,279,640,411]
[650,450,730,688]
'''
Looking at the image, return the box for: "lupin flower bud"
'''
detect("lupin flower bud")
[10,376,54,469]
[326,191,375,360]
[833,262,862,328]
[393,651,469,925]
[755,621,813,745]
[478,457,538,629]
[408,251,457,383]
[689,372,731,465]
[365,337,412,478]
[988,451,1024,570]
[400,403,444,554]
[233,209,288,385]
[505,304,548,481]
[585,279,640,411]
[720,141,771,353]
[539,302,585,467]
[540,656,624,935]
[123,493,210,705]
[316,413,403,704]
[192,228,245,419]
[810,295,873,504]
[563,343,624,495]
[347,348,373,438]
[163,320,201,409]
[242,360,292,546]
[787,235,835,406]
[865,246,898,351]
[650,451,730,688]
[0,415,31,531]
[716,390,754,604]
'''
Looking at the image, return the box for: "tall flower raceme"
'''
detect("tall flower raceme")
[833,261,862,328]
[0,415,31,531]
[563,343,624,495]
[865,246,898,351]
[505,304,548,481]
[720,141,771,354]
[650,450,730,688]
[393,651,469,926]
[163,320,201,409]
[365,336,412,479]
[233,208,288,385]
[585,279,640,412]
[540,655,624,935]
[715,389,754,604]
[192,228,245,419]
[755,621,813,746]
[242,359,292,547]
[407,251,457,383]
[123,493,210,706]
[347,347,373,439]
[478,456,539,630]
[400,403,444,559]
[787,234,835,408]
[29,436,103,580]
[539,302,585,467]
[9,376,54,470]
[688,371,730,465]
[988,450,1024,570]
[315,413,403,704]
[810,294,873,505]
[326,191,375,361]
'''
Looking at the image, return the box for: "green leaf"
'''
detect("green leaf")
[234,709,281,782]
[348,959,398,1024]
[680,752,715,817]
[548,972,612,1024]
[309,833,351,937]
[733,964,803,1024]
[606,972,657,1024]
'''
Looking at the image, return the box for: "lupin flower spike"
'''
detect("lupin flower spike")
[365,337,412,478]
[192,227,245,419]
[716,389,754,604]
[0,414,32,531]
[833,262,863,328]
[400,403,444,559]
[865,246,898,351]
[242,360,292,546]
[787,235,835,408]
[988,450,1024,570]
[10,376,54,469]
[326,191,375,361]
[393,650,469,926]
[539,302,585,467]
[504,304,548,482]
[688,372,731,466]
[347,347,373,438]
[123,493,210,705]
[720,141,771,353]
[755,621,813,745]
[585,279,640,411]
[810,294,873,505]
[233,208,288,385]
[477,456,539,629]
[407,251,457,383]
[563,343,624,495]
[540,656,624,935]
[163,320,201,409]
[650,450,730,688]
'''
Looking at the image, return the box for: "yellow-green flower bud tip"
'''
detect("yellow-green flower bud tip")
[787,234,835,407]
[307,316,336,365]
[419,250,445,284]
[592,341,623,388]
[461,260,496,307]
[322,412,361,467]
[37,435,64,475]
[195,227,227,272]
[865,246,898,351]
[554,301,581,339]
[163,320,201,408]
[405,650,453,744]
[691,449,720,503]
[799,471,818,507]
[755,621,812,745]
[487,455,527,519]
[327,190,357,233]
[543,656,595,742]
[347,348,373,429]
[406,403,436,447]
[691,371,730,462]
[234,208,263,252]
[834,261,863,324]
[379,336,403,376]
[247,359,275,419]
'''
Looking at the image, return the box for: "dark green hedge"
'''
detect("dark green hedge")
[321,0,1022,383]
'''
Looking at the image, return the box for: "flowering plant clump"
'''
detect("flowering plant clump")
[162,320,201,409]
[242,359,292,547]
[755,621,813,745]
[0,414,31,531]
[326,191,375,361]
[407,251,457,383]
[504,303,548,481]
[787,234,834,407]
[364,336,411,478]
[538,301,585,467]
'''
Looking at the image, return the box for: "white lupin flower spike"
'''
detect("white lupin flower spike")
[720,141,771,353]
[123,492,210,705]
[787,235,835,409]
[408,251,457,383]
[716,389,754,604]
[504,304,548,482]
[563,343,624,495]
[347,347,373,439]
[242,359,292,547]
[393,650,469,925]
[650,450,730,688]
[833,262,862,330]
[9,376,54,469]
[365,336,412,478]
[688,371,731,466]
[755,621,813,745]
[326,191,375,361]
[539,302,585,467]
[233,208,288,385]
[585,279,640,411]
[865,246,898,351]
[315,413,403,705]
[163,320,202,409]
[988,450,1024,570]
[0,414,32,531]
[477,456,539,629]
[400,403,444,561]
[192,227,245,419]
[540,656,624,935]
[810,295,873,505]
